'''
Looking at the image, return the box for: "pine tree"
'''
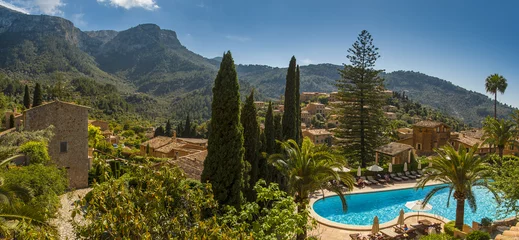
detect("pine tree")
[295,65,302,144]
[165,120,173,137]
[23,85,30,109]
[282,56,298,141]
[154,125,165,137]
[183,114,191,138]
[264,101,276,155]
[274,114,283,152]
[241,90,260,201]
[335,30,388,168]
[9,114,14,129]
[201,51,245,209]
[32,83,43,107]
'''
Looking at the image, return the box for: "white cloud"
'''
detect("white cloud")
[196,2,205,8]
[71,13,86,27]
[0,0,29,14]
[97,0,159,10]
[302,58,313,65]
[225,35,251,42]
[0,0,65,15]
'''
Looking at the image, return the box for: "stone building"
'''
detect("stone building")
[306,102,325,115]
[301,110,311,125]
[399,120,451,155]
[303,129,332,146]
[140,136,208,159]
[3,109,23,129]
[24,101,90,188]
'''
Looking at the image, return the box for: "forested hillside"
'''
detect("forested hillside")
[0,5,514,127]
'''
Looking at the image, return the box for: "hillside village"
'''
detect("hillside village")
[0,5,518,239]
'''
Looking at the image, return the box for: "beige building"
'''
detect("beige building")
[4,109,23,129]
[306,102,325,115]
[254,101,265,109]
[300,92,328,102]
[375,142,414,165]
[140,136,208,159]
[329,92,339,102]
[384,112,397,120]
[24,101,90,188]
[398,120,451,156]
[301,110,311,125]
[303,129,332,146]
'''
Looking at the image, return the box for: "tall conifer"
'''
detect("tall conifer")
[23,85,30,109]
[201,51,245,209]
[335,30,388,168]
[241,90,260,201]
[183,114,191,138]
[295,65,302,144]
[165,120,173,137]
[282,56,298,141]
[264,101,276,155]
[32,83,43,107]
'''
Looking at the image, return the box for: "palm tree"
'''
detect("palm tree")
[482,117,517,159]
[416,144,497,230]
[269,137,355,240]
[485,74,508,119]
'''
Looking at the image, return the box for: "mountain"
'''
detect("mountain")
[0,6,515,126]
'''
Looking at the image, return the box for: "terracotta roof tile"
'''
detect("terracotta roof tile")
[375,142,413,156]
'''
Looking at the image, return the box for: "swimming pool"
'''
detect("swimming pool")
[313,185,511,226]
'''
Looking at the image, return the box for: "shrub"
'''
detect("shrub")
[18,141,50,165]
[444,221,456,236]
[481,217,492,227]
[420,233,453,240]
[466,230,490,240]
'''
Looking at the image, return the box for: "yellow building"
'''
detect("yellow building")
[303,129,332,146]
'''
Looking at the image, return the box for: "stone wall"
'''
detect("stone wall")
[24,102,89,189]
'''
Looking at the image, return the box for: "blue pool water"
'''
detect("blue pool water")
[313,185,511,226]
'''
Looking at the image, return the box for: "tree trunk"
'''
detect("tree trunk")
[499,146,504,159]
[494,93,497,119]
[455,198,465,230]
[296,200,308,240]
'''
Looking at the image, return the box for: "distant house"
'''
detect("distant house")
[24,101,90,188]
[301,92,328,102]
[383,105,398,112]
[140,136,175,156]
[3,109,23,130]
[88,120,109,131]
[303,129,332,146]
[301,110,311,125]
[89,120,119,144]
[402,120,451,156]
[329,92,339,102]
[254,101,265,109]
[397,128,413,140]
[151,150,208,180]
[140,136,208,159]
[306,102,325,115]
[276,104,284,112]
[384,112,397,120]
[375,142,414,165]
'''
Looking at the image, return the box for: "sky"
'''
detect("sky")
[1,0,518,107]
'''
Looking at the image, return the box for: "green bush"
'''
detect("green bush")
[466,230,490,240]
[420,233,453,240]
[19,141,50,164]
[444,221,456,236]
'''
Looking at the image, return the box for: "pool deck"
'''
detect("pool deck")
[309,180,448,239]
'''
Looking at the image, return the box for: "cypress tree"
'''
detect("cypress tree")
[177,123,183,138]
[241,90,260,201]
[146,143,150,156]
[258,130,268,182]
[23,85,30,109]
[32,83,43,107]
[295,65,302,144]
[335,30,388,168]
[201,51,245,209]
[9,114,14,129]
[183,114,191,138]
[282,56,298,141]
[264,101,276,155]
[273,114,283,152]
[165,120,173,137]
[190,125,197,138]
[154,125,165,137]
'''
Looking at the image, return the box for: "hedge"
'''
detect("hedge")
[444,221,456,236]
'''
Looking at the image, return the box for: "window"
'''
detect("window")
[436,127,440,133]
[416,143,422,150]
[60,142,68,153]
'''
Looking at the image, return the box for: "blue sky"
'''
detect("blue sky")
[1,0,518,107]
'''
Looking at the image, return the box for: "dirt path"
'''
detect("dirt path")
[50,188,92,240]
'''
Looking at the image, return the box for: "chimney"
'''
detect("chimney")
[173,130,177,139]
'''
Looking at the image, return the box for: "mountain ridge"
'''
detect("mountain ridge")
[0,5,515,126]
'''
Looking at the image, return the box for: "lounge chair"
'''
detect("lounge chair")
[411,171,422,178]
[405,171,417,179]
[397,172,410,180]
[377,174,388,184]
[390,173,402,181]
[360,176,372,185]
[367,176,381,184]
[417,169,429,177]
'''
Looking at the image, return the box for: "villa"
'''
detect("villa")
[398,120,451,156]
[303,129,332,146]
[140,134,208,159]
